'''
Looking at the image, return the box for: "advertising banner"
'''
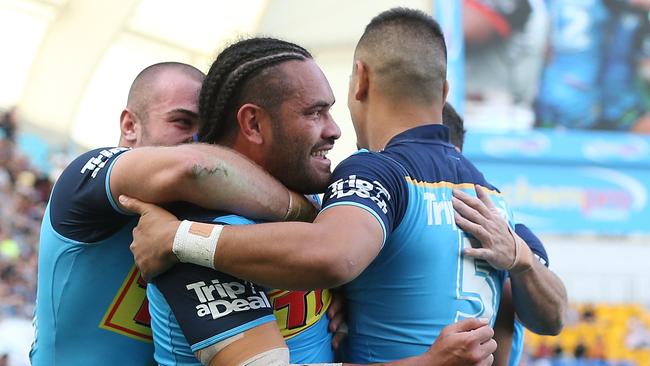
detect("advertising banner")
[464,130,650,234]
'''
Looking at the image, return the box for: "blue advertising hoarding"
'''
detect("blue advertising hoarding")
[463,130,650,235]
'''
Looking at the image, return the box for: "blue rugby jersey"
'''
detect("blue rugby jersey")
[321,124,512,363]
[31,147,156,366]
[149,204,333,365]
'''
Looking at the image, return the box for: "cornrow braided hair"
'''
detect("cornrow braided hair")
[198,37,312,143]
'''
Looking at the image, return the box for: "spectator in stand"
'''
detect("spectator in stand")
[0,107,17,142]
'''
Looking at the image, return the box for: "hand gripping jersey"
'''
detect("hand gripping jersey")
[322,125,511,363]
[31,148,155,366]
[508,223,550,366]
[148,204,333,365]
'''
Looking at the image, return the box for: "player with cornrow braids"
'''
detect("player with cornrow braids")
[198,38,312,144]
[131,37,496,366]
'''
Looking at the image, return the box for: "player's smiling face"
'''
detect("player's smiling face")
[263,60,341,194]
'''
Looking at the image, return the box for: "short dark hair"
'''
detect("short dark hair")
[127,62,205,120]
[442,103,466,150]
[356,7,447,104]
[198,37,312,144]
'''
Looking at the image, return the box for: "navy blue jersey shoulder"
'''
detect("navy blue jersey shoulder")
[323,125,500,237]
[382,125,498,189]
[49,147,131,242]
[515,223,549,267]
[324,149,409,233]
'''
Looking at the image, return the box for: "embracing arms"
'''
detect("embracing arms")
[109,143,316,222]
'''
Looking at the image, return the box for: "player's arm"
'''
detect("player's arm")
[217,205,385,289]
[492,279,515,366]
[124,202,497,365]
[452,186,567,336]
[203,318,496,366]
[507,227,566,336]
[124,193,383,288]
[110,143,316,222]
[126,152,404,285]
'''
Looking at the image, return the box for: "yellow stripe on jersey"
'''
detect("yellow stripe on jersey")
[404,177,502,195]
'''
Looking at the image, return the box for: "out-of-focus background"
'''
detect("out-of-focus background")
[0,0,649,365]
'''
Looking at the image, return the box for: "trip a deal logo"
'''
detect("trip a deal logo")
[499,167,647,222]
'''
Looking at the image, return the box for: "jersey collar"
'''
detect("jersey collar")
[385,124,451,148]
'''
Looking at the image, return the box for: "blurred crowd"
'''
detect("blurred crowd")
[0,108,52,320]
[525,304,650,366]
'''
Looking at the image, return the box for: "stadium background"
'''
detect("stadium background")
[0,0,649,365]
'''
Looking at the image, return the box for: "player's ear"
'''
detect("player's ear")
[442,80,449,104]
[236,104,266,145]
[120,109,138,145]
[352,60,369,102]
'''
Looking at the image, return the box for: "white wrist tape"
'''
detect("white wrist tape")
[172,220,223,269]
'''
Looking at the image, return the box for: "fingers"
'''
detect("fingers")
[331,330,346,351]
[141,271,153,283]
[454,212,490,243]
[119,195,147,215]
[452,196,487,228]
[453,189,492,220]
[467,323,495,345]
[480,339,497,356]
[447,317,488,333]
[463,247,491,262]
[474,185,495,211]
[478,353,495,366]
[474,340,496,366]
[327,291,344,320]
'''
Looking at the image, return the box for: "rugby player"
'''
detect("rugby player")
[31,62,317,366]
[125,8,506,365]
[139,38,497,366]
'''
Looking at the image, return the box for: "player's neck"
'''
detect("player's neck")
[230,137,265,168]
[365,100,443,151]
[118,137,135,148]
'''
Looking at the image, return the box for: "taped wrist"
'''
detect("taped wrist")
[506,226,533,275]
[172,220,223,269]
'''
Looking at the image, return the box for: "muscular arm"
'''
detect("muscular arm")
[123,193,383,287]
[492,280,515,366]
[214,205,384,290]
[110,143,315,222]
[122,198,497,365]
[508,241,566,335]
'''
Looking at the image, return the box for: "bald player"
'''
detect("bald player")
[125,9,507,365]
[31,62,316,366]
